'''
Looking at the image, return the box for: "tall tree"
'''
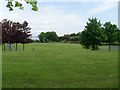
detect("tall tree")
[103,22,118,51]
[18,21,31,50]
[80,18,104,50]
[38,31,58,42]
[1,19,31,51]
[1,19,11,51]
[48,31,58,42]
[38,32,46,42]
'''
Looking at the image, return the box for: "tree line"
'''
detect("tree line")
[0,19,31,51]
[38,17,120,51]
[59,33,80,43]
[1,18,119,51]
[38,32,80,43]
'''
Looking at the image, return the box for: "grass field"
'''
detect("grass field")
[2,43,118,88]
[0,45,2,89]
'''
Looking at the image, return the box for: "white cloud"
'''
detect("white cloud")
[87,2,117,15]
[0,0,118,38]
[28,6,85,36]
[38,0,119,2]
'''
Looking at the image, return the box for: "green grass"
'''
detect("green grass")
[2,43,118,88]
[0,45,2,89]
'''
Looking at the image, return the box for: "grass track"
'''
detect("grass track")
[2,43,118,88]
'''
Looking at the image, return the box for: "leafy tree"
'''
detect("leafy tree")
[38,31,58,42]
[6,0,38,11]
[48,31,58,42]
[45,32,51,42]
[117,30,120,43]
[103,22,118,51]
[60,35,70,43]
[70,33,76,37]
[70,33,80,43]
[38,32,46,42]
[18,21,32,50]
[70,36,80,43]
[59,33,80,43]
[1,19,31,51]
[80,18,104,50]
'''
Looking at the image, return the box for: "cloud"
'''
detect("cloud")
[86,2,117,15]
[37,0,119,2]
[0,1,118,38]
[29,6,85,36]
[0,0,85,36]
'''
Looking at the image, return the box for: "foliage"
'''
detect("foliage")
[38,31,58,42]
[103,22,118,51]
[1,19,32,50]
[47,32,59,42]
[1,19,31,44]
[38,32,46,42]
[103,22,118,43]
[59,34,70,43]
[80,18,104,50]
[59,32,80,43]
[6,0,38,11]
[117,29,120,43]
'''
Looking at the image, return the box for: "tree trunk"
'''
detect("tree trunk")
[2,44,3,51]
[109,43,110,51]
[23,43,25,51]
[92,44,95,50]
[16,43,18,51]
[3,43,6,51]
[9,43,11,51]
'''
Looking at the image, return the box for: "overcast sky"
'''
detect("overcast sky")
[0,0,119,39]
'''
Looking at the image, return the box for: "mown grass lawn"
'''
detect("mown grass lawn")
[2,43,118,88]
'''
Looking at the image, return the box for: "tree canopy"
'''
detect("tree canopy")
[6,0,38,11]
[59,33,80,43]
[80,18,104,50]
[80,17,119,51]
[1,19,32,51]
[38,31,59,43]
[103,22,118,51]
[103,22,118,43]
[117,30,120,43]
